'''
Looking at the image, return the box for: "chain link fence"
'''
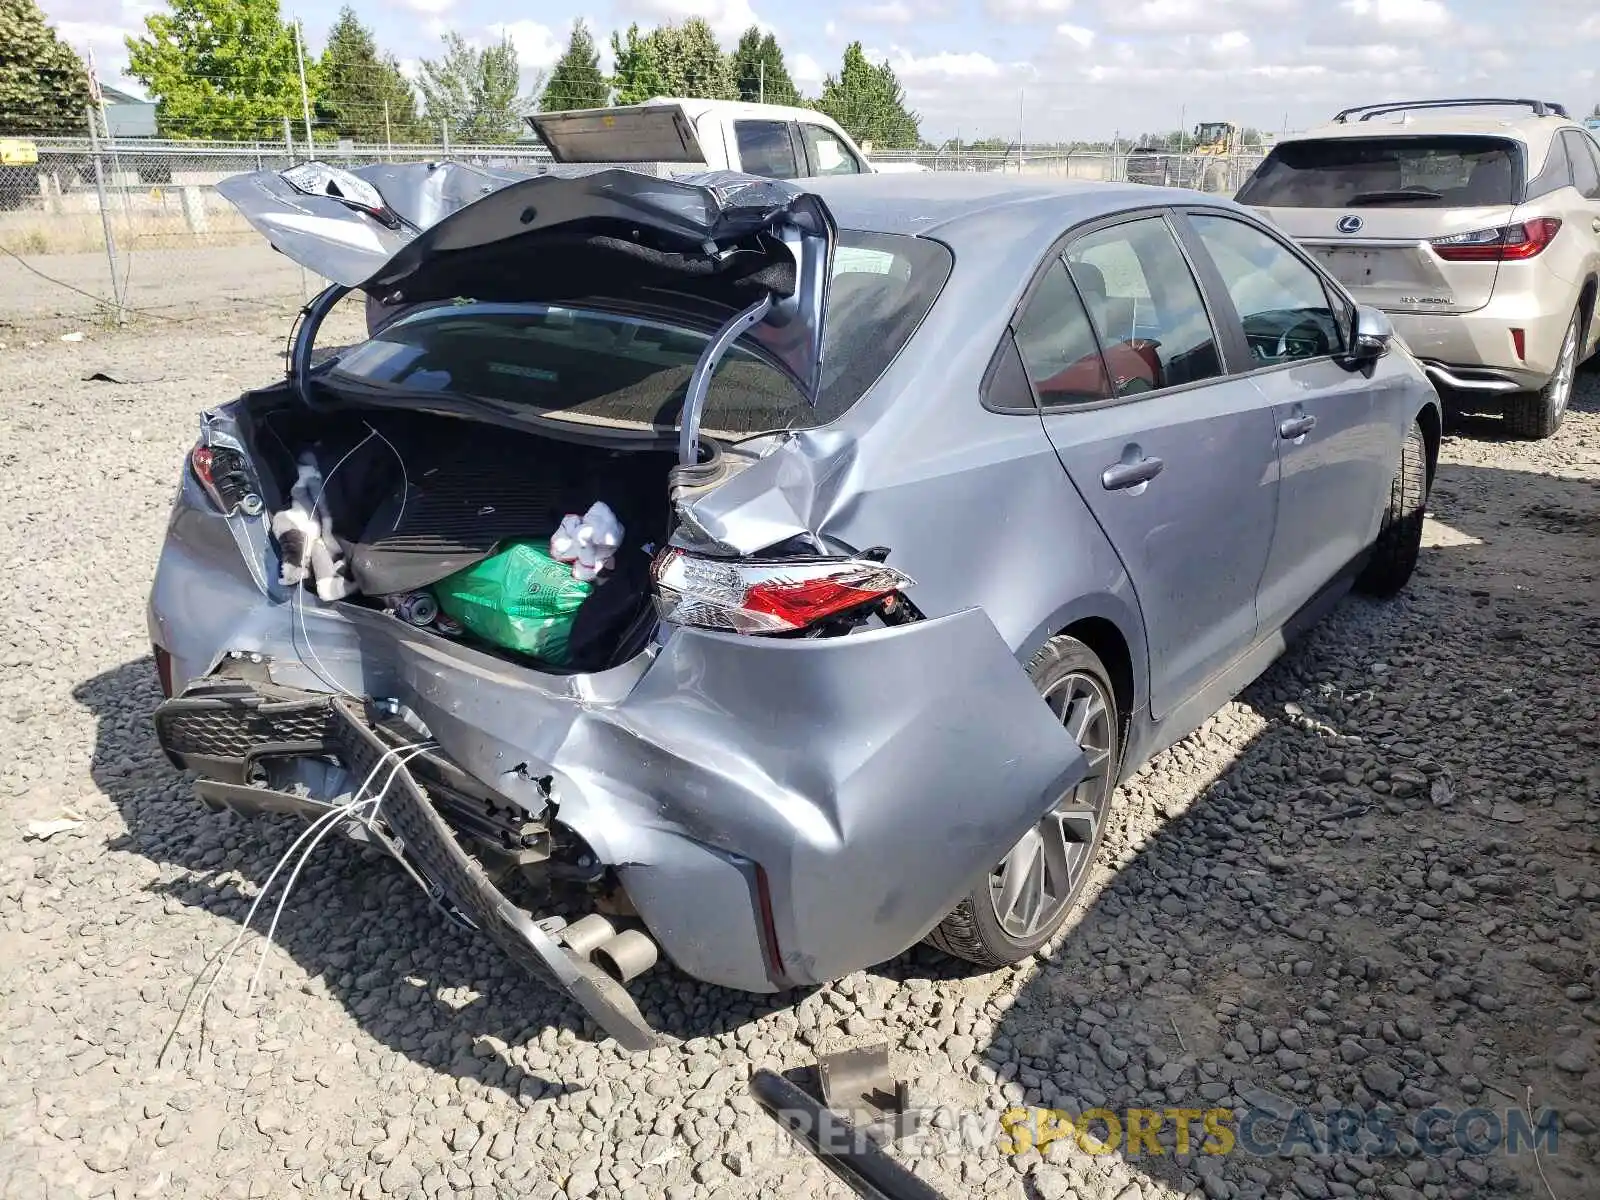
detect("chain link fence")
[0,130,1265,331]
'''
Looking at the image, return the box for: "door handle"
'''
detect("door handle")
[1101,456,1165,491]
[1278,414,1317,440]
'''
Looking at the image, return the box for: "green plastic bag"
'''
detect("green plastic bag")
[432,541,592,664]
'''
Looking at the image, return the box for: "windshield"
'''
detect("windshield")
[328,230,951,439]
[1237,136,1520,208]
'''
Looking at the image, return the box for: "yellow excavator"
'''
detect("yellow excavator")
[1186,121,1244,192]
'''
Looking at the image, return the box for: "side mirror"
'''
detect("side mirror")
[1346,304,1393,364]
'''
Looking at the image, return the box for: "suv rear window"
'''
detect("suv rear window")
[1236,136,1521,208]
[328,231,951,438]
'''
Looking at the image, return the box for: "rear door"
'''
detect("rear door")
[1020,212,1281,719]
[1179,209,1401,628]
[1240,134,1523,315]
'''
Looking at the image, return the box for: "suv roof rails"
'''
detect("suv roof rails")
[1333,98,1571,123]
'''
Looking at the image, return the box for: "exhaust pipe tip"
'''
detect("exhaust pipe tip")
[593,928,659,983]
[559,913,617,960]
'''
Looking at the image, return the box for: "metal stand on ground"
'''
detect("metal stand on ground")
[85,106,125,324]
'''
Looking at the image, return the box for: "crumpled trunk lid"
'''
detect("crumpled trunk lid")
[215,163,836,404]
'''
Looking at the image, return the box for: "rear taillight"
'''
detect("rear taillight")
[189,444,263,516]
[651,549,914,635]
[1431,217,1561,262]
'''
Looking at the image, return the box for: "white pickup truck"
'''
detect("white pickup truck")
[525,97,928,180]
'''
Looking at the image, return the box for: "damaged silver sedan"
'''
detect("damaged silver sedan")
[149,162,1439,1049]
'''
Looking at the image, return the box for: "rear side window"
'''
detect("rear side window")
[1065,218,1223,394]
[329,231,952,438]
[734,120,799,178]
[1236,137,1521,208]
[1562,131,1600,199]
[1012,261,1112,405]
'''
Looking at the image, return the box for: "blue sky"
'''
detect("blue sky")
[42,0,1600,141]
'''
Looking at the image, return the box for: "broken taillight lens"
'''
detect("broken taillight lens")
[189,444,263,517]
[651,549,914,635]
[1431,218,1561,262]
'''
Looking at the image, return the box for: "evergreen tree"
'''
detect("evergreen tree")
[730,27,799,106]
[644,19,737,101]
[817,42,918,149]
[417,31,531,144]
[609,24,664,106]
[0,0,91,136]
[317,6,420,142]
[539,19,608,112]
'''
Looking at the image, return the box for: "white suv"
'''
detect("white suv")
[1238,98,1598,438]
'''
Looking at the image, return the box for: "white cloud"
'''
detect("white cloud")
[487,20,564,70]
[1101,0,1297,34]
[852,0,916,21]
[402,0,456,14]
[792,52,826,89]
[988,0,1076,19]
[1209,30,1250,52]
[1057,22,1096,46]
[1339,0,1448,33]
[869,47,1008,79]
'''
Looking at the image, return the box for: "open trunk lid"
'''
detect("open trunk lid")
[526,102,706,165]
[215,162,836,404]
[1240,134,1522,314]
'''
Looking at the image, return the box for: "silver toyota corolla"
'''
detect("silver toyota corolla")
[148,164,1440,1049]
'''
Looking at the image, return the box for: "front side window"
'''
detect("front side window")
[734,119,799,179]
[1065,217,1222,394]
[1190,214,1344,365]
[801,123,864,176]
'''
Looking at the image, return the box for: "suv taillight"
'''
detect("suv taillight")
[651,549,914,635]
[189,444,264,516]
[1431,217,1561,262]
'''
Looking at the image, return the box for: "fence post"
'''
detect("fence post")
[86,106,126,324]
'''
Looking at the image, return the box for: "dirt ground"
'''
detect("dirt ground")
[0,312,1595,1200]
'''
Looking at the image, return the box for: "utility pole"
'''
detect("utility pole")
[86,105,125,323]
[294,20,314,151]
[759,62,765,104]
[384,99,392,152]
[1015,86,1025,172]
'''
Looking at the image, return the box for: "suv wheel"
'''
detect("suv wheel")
[1505,306,1580,439]
[925,635,1119,968]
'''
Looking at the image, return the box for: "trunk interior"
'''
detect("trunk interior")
[242,395,678,674]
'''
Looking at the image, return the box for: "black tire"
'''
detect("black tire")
[1356,418,1429,598]
[1504,307,1580,440]
[925,635,1120,968]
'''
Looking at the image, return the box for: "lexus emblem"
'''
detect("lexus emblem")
[1337,214,1364,234]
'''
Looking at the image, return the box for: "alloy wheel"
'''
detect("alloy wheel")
[987,670,1116,940]
[1550,318,1578,420]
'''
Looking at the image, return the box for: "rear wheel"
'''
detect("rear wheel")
[925,635,1119,968]
[1505,307,1580,439]
[1356,418,1428,598]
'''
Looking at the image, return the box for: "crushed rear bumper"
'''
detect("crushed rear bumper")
[155,684,661,1051]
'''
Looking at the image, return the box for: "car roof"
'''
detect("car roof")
[801,172,1236,250]
[1283,112,1576,156]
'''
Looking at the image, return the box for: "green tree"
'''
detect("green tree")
[417,31,533,144]
[730,27,798,106]
[817,43,918,149]
[609,24,663,105]
[539,19,607,112]
[316,5,420,142]
[126,0,311,140]
[0,0,91,136]
[645,19,737,101]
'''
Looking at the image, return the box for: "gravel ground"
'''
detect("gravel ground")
[1,314,1596,1200]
